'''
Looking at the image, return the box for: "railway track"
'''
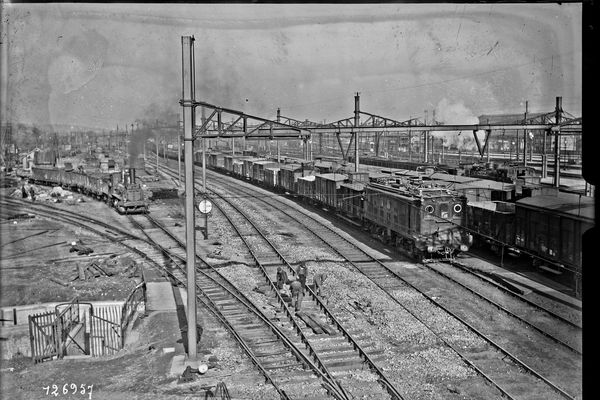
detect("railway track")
[128,213,355,400]
[190,165,581,400]
[156,166,404,399]
[1,198,345,399]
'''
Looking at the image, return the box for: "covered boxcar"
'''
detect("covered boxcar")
[279,163,311,193]
[264,167,280,188]
[252,160,278,183]
[297,175,316,202]
[314,173,348,209]
[338,182,365,221]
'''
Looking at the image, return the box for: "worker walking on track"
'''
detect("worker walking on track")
[276,265,288,291]
[297,263,308,290]
[313,272,326,297]
[290,278,303,313]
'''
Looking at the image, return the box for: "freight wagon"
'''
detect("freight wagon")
[466,201,516,254]
[314,173,347,209]
[514,192,593,289]
[29,166,147,214]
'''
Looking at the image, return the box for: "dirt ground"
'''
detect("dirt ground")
[0,197,142,307]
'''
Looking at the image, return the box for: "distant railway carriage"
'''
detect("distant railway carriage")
[264,167,280,188]
[338,182,365,220]
[279,164,311,193]
[29,166,147,214]
[252,160,278,183]
[242,158,264,180]
[314,173,347,209]
[297,175,316,202]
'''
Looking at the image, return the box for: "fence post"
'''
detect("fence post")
[28,315,35,363]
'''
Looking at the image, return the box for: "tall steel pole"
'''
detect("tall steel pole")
[354,92,360,172]
[554,97,562,188]
[178,128,182,186]
[181,36,197,360]
[523,101,528,166]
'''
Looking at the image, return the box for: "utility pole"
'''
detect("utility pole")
[178,119,182,186]
[523,101,528,167]
[354,92,360,172]
[554,96,562,188]
[423,110,428,163]
[181,35,197,360]
[276,109,281,163]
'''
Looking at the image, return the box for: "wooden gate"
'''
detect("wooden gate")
[55,299,91,357]
[28,311,58,363]
[89,306,122,356]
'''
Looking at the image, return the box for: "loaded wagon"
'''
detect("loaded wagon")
[252,160,278,183]
[466,201,516,253]
[514,192,593,293]
[314,173,347,209]
[297,175,316,202]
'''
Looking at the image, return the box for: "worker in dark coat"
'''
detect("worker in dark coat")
[29,186,36,202]
[313,272,326,297]
[297,263,308,290]
[276,266,288,290]
[290,278,303,312]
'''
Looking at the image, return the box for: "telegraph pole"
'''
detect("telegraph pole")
[523,101,528,166]
[354,92,360,172]
[181,35,197,360]
[554,96,562,188]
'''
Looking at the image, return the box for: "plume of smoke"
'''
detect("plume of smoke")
[431,98,484,152]
[129,102,180,166]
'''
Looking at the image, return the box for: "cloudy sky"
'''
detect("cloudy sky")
[1,3,581,130]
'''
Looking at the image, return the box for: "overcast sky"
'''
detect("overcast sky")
[1,3,582,130]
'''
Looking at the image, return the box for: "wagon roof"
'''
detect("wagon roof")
[517,192,595,220]
[340,182,365,191]
[468,200,515,213]
[298,175,316,181]
[315,173,348,181]
[253,160,277,165]
[430,173,480,183]
[452,179,515,192]
[279,163,303,171]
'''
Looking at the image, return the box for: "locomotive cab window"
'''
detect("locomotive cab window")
[439,203,449,219]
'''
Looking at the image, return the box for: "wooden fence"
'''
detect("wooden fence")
[28,285,146,362]
[89,306,121,357]
[28,311,59,363]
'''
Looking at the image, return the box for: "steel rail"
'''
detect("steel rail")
[152,170,352,400]
[201,169,577,400]
[422,261,582,354]
[132,214,349,400]
[440,259,582,328]
[2,198,317,399]
[127,215,302,400]
[159,162,404,400]
[205,186,401,400]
